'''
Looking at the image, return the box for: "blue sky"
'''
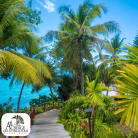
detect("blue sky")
[30,0,138,44]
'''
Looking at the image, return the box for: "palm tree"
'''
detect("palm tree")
[98,34,125,68]
[32,62,62,96]
[44,63,62,95]
[45,0,120,96]
[0,0,51,111]
[86,73,109,137]
[9,50,51,111]
[114,64,138,132]
[97,34,125,96]
[133,31,138,48]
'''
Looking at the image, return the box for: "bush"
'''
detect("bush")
[0,97,14,129]
[58,96,128,138]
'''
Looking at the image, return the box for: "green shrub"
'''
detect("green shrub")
[0,97,13,129]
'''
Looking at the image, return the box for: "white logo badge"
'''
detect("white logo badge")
[1,113,30,136]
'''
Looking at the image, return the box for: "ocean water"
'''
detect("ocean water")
[0,78,51,110]
[0,78,117,110]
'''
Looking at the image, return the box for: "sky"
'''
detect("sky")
[28,0,138,45]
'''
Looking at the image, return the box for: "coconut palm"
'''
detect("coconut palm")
[114,64,138,132]
[45,0,120,96]
[98,34,125,69]
[0,0,40,50]
[9,50,51,111]
[133,32,138,48]
[108,34,125,59]
[0,0,51,111]
[96,34,125,96]
[86,73,109,137]
[31,62,62,96]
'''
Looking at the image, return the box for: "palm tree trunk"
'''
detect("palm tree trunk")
[92,102,95,138]
[75,76,79,90]
[106,90,109,96]
[78,39,84,96]
[50,87,53,95]
[17,82,25,112]
[81,61,84,96]
[106,84,110,96]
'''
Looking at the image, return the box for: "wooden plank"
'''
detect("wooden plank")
[28,109,71,138]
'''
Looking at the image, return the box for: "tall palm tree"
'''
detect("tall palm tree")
[0,0,51,111]
[97,34,125,96]
[45,0,120,96]
[86,73,109,137]
[98,34,125,69]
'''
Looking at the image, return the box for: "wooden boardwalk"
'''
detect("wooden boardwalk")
[28,109,71,138]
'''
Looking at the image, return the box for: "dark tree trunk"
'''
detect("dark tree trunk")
[80,61,84,96]
[17,83,25,112]
[92,102,95,138]
[50,87,53,95]
[106,84,110,96]
[74,74,79,91]
[78,39,84,96]
[106,90,109,96]
[73,73,75,85]
[73,73,78,91]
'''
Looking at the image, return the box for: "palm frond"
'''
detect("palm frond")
[0,0,24,38]
[61,12,79,29]
[0,49,43,86]
[83,4,107,26]
[45,30,71,43]
[86,73,109,105]
[8,50,51,79]
[114,64,138,132]
[91,21,120,36]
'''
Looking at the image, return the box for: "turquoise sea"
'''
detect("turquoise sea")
[0,78,51,109]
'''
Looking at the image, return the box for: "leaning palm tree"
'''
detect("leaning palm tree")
[23,43,62,97]
[0,0,51,111]
[86,73,109,137]
[9,50,51,111]
[45,0,120,96]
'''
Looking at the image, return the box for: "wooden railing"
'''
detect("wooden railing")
[6,100,61,138]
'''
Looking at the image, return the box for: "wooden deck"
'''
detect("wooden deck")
[28,109,71,138]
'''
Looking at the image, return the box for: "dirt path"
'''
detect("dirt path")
[28,109,71,138]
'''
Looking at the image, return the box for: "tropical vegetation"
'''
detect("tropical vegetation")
[0,0,138,137]
[45,0,120,96]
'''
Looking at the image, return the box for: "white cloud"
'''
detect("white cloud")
[36,0,55,12]
[36,7,41,10]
